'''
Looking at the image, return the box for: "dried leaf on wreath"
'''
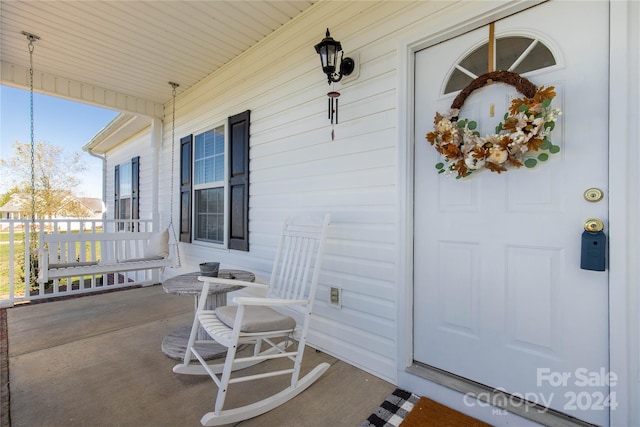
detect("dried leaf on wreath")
[454,159,468,177]
[508,157,524,168]
[485,162,507,173]
[501,116,520,133]
[533,86,556,104]
[471,146,488,159]
[509,98,528,115]
[441,143,462,158]
[497,135,512,148]
[440,130,455,144]
[527,137,545,152]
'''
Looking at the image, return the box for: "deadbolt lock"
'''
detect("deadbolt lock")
[584,218,604,233]
[584,188,604,202]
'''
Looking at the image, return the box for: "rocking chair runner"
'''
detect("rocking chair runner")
[173,214,331,426]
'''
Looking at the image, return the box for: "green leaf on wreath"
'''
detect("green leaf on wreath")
[435,162,444,170]
[542,98,552,108]
[549,145,560,154]
[545,121,555,131]
[473,131,480,137]
[504,112,509,120]
[519,104,529,112]
[438,169,445,174]
[538,153,549,162]
[541,137,552,150]
[524,158,538,168]
[468,121,477,130]
[495,123,503,133]
[457,119,467,128]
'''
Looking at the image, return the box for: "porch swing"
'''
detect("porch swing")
[29,33,178,287]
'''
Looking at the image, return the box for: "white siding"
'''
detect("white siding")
[106,0,571,384]
[153,1,422,382]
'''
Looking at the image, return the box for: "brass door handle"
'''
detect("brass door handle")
[584,218,604,233]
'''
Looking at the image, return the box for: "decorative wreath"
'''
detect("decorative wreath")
[426,71,561,178]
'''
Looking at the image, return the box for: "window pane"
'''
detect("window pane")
[444,44,487,94]
[458,44,488,77]
[120,198,131,220]
[495,37,532,71]
[214,131,224,155]
[511,42,556,74]
[120,162,132,196]
[444,69,474,95]
[195,188,224,243]
[214,155,224,181]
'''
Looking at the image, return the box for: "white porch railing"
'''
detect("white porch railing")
[0,218,159,307]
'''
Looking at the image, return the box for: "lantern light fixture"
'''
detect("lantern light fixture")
[314,28,355,84]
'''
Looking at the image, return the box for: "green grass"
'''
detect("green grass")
[0,231,103,297]
[0,232,27,296]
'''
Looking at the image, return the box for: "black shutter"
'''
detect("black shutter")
[179,135,193,243]
[114,164,120,225]
[228,110,250,251]
[131,156,140,230]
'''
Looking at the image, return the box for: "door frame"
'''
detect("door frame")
[395,1,638,425]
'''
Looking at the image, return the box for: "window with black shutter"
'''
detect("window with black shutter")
[178,110,250,250]
[114,156,139,231]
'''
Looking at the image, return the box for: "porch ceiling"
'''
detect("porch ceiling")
[0,0,315,117]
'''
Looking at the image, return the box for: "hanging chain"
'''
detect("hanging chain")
[169,83,177,221]
[168,82,181,267]
[24,32,40,288]
[27,35,37,223]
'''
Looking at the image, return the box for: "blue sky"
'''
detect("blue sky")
[0,85,119,199]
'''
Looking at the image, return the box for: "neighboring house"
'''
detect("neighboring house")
[66,197,106,219]
[44,1,640,426]
[0,193,105,222]
[0,196,27,220]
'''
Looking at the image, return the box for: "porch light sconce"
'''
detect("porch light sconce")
[315,29,355,139]
[314,28,355,84]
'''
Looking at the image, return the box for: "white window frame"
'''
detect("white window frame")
[117,160,133,230]
[191,121,229,247]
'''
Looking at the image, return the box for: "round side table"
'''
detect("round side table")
[162,269,255,361]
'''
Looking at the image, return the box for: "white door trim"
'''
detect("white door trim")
[607,2,639,426]
[396,1,639,425]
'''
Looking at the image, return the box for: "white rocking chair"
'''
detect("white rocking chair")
[173,214,331,426]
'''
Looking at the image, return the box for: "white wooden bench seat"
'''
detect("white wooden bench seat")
[38,230,172,284]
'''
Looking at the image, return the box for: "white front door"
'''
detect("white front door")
[413,2,610,425]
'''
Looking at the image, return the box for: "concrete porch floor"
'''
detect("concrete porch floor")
[6,285,395,427]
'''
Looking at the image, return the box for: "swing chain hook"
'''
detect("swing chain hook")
[23,31,39,52]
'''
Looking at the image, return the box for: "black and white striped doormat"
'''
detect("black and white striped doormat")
[360,388,420,427]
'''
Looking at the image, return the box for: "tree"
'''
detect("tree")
[0,141,88,219]
[0,186,20,207]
